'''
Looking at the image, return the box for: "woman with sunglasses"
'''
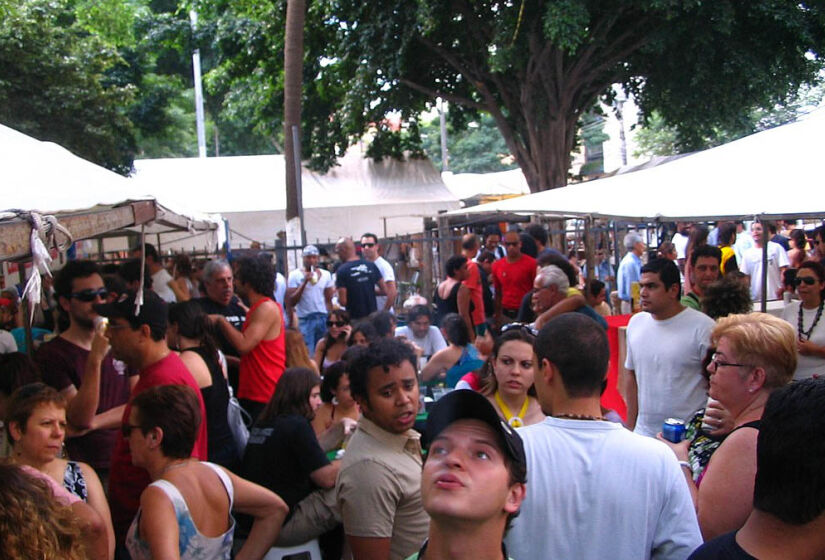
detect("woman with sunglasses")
[313,309,351,371]
[781,260,825,380]
[6,383,115,559]
[658,313,795,541]
[482,325,544,427]
[125,384,288,560]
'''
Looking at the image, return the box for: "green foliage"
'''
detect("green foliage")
[634,80,825,158]
[632,111,680,158]
[420,113,518,174]
[0,0,137,174]
[74,0,144,47]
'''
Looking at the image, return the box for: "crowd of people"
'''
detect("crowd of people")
[2,221,825,560]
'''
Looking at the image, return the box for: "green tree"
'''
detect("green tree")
[634,80,825,159]
[0,0,137,174]
[289,1,825,192]
[420,113,518,174]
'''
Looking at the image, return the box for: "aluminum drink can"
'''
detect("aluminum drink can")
[662,418,686,443]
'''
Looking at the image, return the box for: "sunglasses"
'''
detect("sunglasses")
[500,322,538,336]
[795,276,817,287]
[71,288,108,302]
[121,423,142,438]
[361,243,376,248]
[504,241,520,246]
[327,320,347,327]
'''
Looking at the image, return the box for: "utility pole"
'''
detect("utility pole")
[190,10,207,158]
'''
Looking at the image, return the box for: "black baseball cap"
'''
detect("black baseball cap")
[425,390,527,483]
[94,290,168,332]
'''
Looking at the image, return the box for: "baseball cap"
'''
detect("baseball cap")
[93,290,168,332]
[303,245,320,257]
[425,390,527,483]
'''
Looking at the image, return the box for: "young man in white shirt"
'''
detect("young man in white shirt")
[506,313,701,560]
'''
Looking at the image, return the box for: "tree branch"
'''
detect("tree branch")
[398,78,486,111]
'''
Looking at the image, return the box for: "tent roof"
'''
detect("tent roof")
[441,168,530,200]
[0,124,218,261]
[444,108,825,223]
[132,147,458,214]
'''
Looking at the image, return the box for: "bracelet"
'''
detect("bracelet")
[678,461,691,471]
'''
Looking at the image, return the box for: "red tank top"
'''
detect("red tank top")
[238,298,286,403]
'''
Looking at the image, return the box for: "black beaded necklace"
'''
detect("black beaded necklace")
[797,300,824,341]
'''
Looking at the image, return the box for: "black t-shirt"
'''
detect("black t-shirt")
[688,532,756,560]
[335,259,381,319]
[195,296,246,357]
[241,414,330,515]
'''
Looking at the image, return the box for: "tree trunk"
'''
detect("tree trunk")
[509,115,578,193]
[284,0,306,222]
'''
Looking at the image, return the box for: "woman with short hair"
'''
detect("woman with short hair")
[6,382,114,559]
[660,312,796,540]
[125,385,288,560]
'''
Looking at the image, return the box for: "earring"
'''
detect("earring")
[332,397,340,406]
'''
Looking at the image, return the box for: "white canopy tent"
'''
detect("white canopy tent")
[0,124,219,261]
[444,107,825,223]
[132,147,460,247]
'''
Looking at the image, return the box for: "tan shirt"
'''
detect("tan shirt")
[336,416,429,560]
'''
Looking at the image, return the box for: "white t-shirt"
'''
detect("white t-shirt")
[506,417,702,560]
[625,307,714,437]
[740,242,789,301]
[734,231,755,266]
[394,325,447,358]
[781,300,825,380]
[274,273,287,308]
[673,232,689,260]
[0,329,17,353]
[287,268,333,317]
[151,268,177,303]
[373,256,396,312]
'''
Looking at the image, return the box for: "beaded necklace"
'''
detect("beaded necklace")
[797,300,824,341]
[553,413,607,421]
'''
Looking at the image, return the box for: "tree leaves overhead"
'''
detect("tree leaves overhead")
[0,0,137,175]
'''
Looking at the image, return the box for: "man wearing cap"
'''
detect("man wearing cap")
[94,289,208,551]
[288,245,334,353]
[617,231,646,314]
[336,338,429,560]
[505,313,701,560]
[412,390,527,560]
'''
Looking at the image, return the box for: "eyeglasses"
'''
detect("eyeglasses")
[795,276,817,287]
[709,352,752,370]
[327,320,347,327]
[361,243,375,248]
[121,423,142,438]
[500,322,538,336]
[71,288,108,302]
[503,241,519,246]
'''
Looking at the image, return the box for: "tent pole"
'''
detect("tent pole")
[759,216,768,313]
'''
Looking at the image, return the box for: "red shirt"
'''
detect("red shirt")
[238,298,286,404]
[492,254,537,310]
[108,352,209,544]
[463,261,486,327]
